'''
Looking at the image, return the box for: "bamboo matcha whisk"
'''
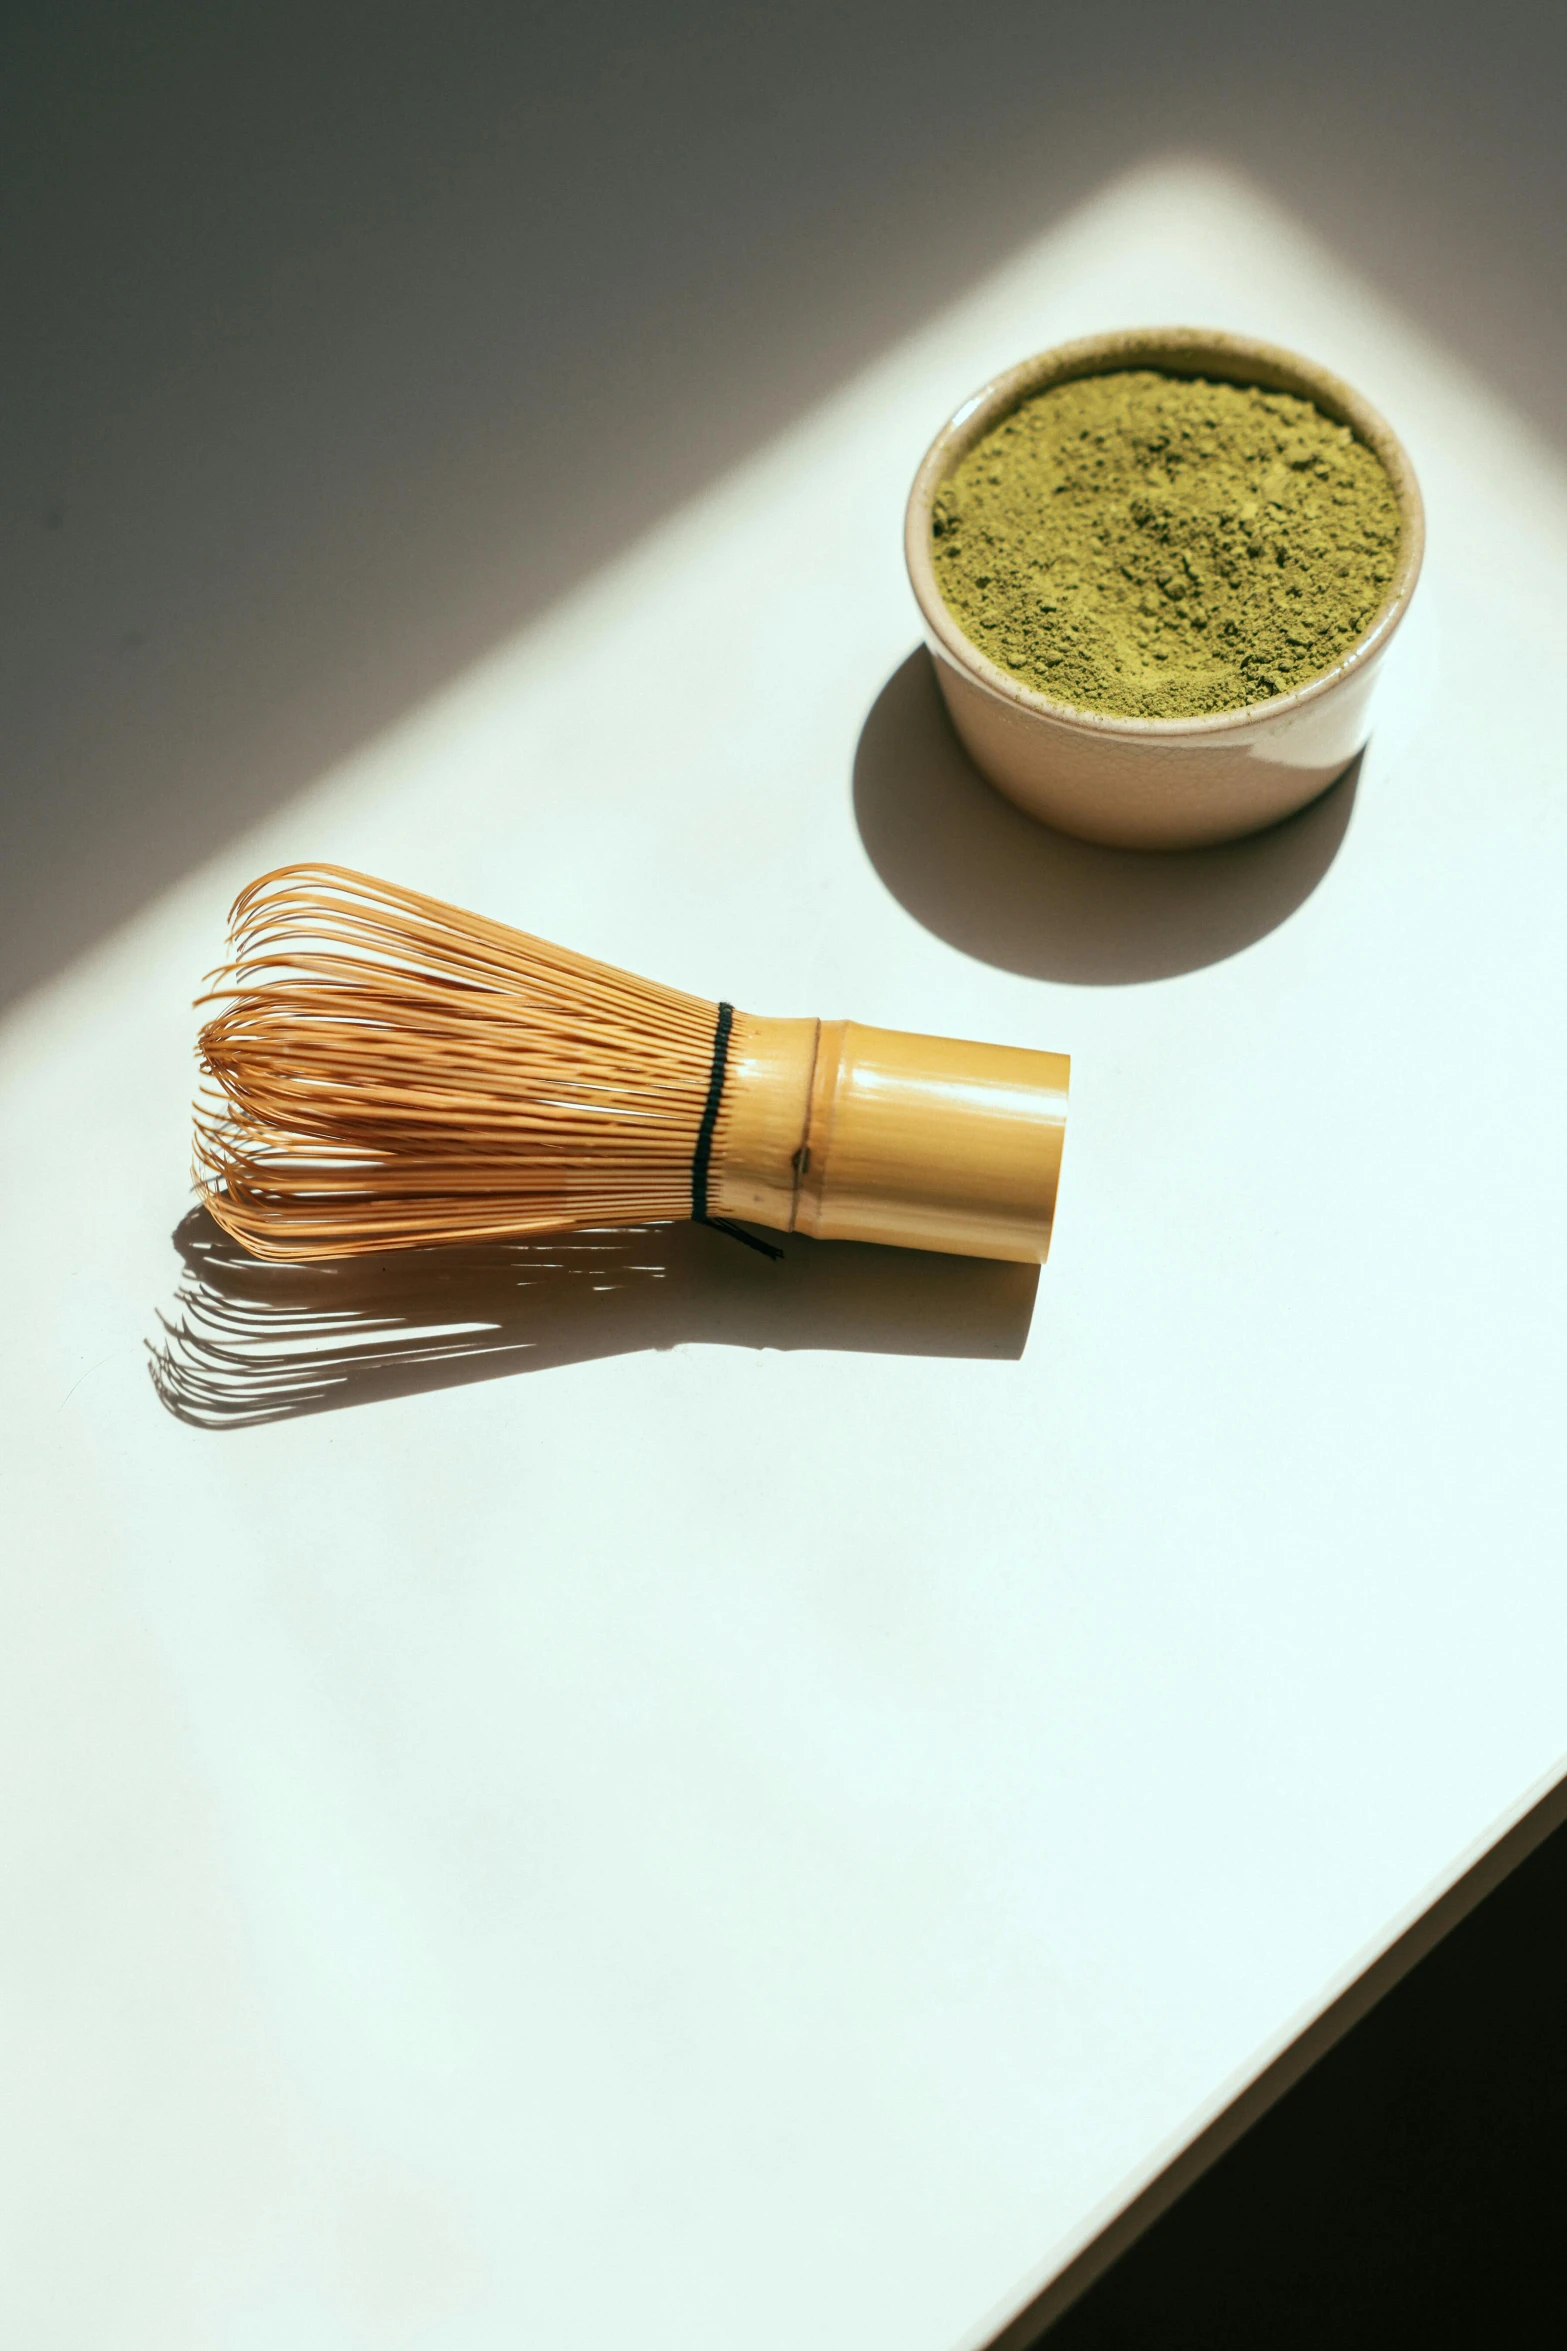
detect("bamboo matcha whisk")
[194,864,1069,1266]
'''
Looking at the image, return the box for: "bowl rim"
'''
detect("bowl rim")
[903,325,1426,741]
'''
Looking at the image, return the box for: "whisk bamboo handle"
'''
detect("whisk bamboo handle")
[718,1015,1069,1265]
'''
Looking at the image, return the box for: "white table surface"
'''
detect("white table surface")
[5,161,1567,2351]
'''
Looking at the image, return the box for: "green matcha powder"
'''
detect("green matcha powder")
[931,369,1401,719]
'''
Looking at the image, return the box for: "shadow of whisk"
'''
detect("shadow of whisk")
[150,1208,1041,1429]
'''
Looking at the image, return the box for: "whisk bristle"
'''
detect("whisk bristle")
[195,864,723,1259]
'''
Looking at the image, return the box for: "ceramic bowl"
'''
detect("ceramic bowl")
[904,327,1425,850]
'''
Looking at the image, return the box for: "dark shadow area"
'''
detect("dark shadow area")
[853,652,1356,983]
[1031,1809,1567,2347]
[149,1207,1038,1428]
[4,1,1565,1006]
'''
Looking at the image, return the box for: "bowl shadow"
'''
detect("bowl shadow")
[853,651,1360,984]
[150,1208,1040,1430]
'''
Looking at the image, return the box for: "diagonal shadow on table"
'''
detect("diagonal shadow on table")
[853,650,1359,984]
[149,1207,1039,1430]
